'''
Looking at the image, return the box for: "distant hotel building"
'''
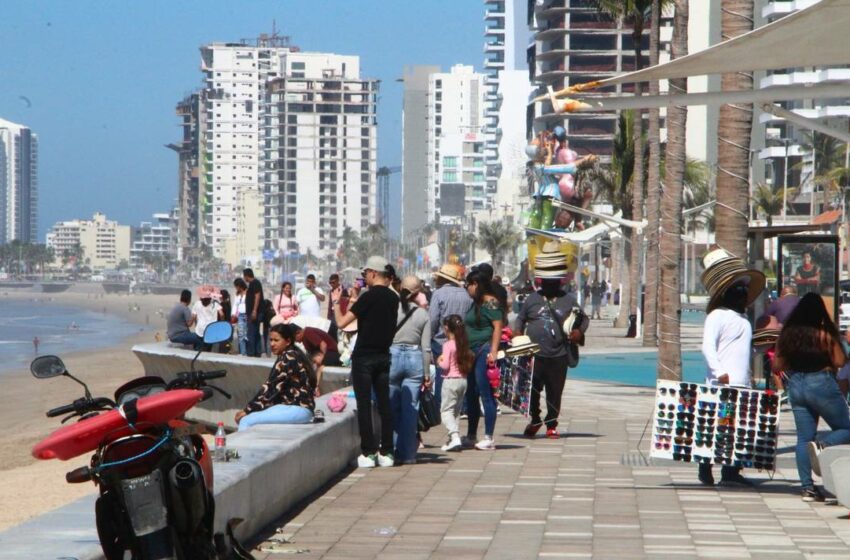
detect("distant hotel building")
[46,212,130,271]
[175,33,377,265]
[130,211,178,267]
[0,118,38,244]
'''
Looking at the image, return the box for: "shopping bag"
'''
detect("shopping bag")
[418,387,441,432]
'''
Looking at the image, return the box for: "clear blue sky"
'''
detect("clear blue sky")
[0,1,483,240]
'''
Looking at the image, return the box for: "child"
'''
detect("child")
[439,315,474,452]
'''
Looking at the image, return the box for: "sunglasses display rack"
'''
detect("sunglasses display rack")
[497,355,534,416]
[650,380,780,470]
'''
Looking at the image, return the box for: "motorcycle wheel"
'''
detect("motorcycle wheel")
[135,527,182,560]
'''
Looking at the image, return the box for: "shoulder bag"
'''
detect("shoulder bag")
[546,299,579,368]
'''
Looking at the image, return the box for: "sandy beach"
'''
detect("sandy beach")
[0,284,179,531]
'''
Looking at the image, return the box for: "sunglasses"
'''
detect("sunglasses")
[696,416,715,426]
[658,412,675,419]
[676,427,693,436]
[754,461,774,469]
[657,426,673,434]
[655,442,671,450]
[658,387,675,396]
[658,403,676,411]
[737,429,756,437]
[699,402,717,410]
[678,404,695,413]
[680,383,697,391]
[674,436,693,445]
[699,386,719,395]
[759,415,777,425]
[673,453,692,461]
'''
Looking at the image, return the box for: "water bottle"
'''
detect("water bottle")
[214,422,226,462]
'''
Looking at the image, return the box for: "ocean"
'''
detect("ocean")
[1,299,146,373]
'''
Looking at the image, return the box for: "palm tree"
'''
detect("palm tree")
[752,182,796,227]
[715,0,754,259]
[643,0,663,347]
[796,132,849,213]
[658,0,688,381]
[478,220,522,273]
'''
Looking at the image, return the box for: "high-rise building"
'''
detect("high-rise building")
[757,0,850,219]
[170,93,206,257]
[262,52,378,256]
[426,65,486,224]
[0,118,38,244]
[483,0,533,216]
[46,212,130,271]
[197,34,297,257]
[130,211,178,268]
[401,65,441,242]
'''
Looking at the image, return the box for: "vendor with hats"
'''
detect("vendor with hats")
[699,248,766,487]
[430,263,473,406]
[515,247,585,439]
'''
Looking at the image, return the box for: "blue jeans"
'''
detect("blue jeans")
[389,344,424,463]
[787,370,850,488]
[247,319,262,357]
[465,343,497,438]
[238,404,313,430]
[236,312,248,355]
[431,339,444,408]
[169,331,202,350]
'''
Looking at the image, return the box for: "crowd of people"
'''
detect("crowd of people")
[164,249,586,468]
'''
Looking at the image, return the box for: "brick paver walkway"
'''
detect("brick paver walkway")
[251,376,850,559]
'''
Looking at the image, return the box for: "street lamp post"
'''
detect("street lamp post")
[782,138,790,223]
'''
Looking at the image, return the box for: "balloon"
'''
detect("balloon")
[559,175,575,200]
[557,148,577,164]
[553,126,567,141]
[525,144,540,160]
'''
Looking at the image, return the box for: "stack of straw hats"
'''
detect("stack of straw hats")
[505,335,540,356]
[752,315,782,349]
[534,242,569,279]
[700,248,765,313]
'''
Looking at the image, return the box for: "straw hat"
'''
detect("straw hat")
[753,315,781,349]
[505,335,540,356]
[433,263,464,285]
[534,244,569,280]
[700,248,765,313]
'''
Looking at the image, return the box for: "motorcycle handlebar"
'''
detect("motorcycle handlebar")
[46,396,115,419]
[46,403,77,418]
[201,370,227,380]
[169,369,228,389]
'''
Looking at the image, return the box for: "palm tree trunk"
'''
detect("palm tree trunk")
[658,0,688,381]
[628,23,646,327]
[715,0,754,259]
[643,0,662,348]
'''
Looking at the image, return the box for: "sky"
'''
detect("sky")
[0,1,484,240]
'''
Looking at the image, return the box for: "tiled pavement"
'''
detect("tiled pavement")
[250,377,850,559]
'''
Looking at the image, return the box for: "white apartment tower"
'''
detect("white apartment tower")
[198,34,296,257]
[757,0,850,218]
[0,118,38,244]
[426,65,486,223]
[263,52,378,256]
[483,0,533,215]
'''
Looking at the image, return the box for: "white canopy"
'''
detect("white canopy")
[597,0,850,87]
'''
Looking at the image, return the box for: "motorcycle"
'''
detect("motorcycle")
[31,320,254,560]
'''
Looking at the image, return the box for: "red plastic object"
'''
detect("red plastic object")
[33,389,205,461]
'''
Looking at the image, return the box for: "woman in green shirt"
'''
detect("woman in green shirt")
[463,270,505,450]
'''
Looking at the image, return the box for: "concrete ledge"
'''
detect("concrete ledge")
[132,342,351,429]
[0,392,360,559]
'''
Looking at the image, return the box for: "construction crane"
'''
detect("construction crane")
[376,166,401,232]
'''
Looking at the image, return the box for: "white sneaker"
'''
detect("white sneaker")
[442,435,463,452]
[357,454,377,468]
[475,436,495,450]
[808,441,823,477]
[376,453,395,467]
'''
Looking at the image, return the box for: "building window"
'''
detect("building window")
[443,156,457,168]
[443,171,458,182]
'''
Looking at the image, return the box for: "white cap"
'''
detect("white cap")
[362,255,390,273]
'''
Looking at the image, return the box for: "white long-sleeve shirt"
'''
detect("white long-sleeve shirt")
[702,307,752,387]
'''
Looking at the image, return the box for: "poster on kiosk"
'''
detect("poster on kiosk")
[777,235,839,322]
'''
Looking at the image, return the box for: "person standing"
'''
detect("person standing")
[232,278,249,355]
[389,276,431,465]
[327,273,348,340]
[794,251,820,296]
[438,314,473,452]
[699,248,765,487]
[429,264,473,406]
[590,281,603,320]
[516,253,583,439]
[297,274,326,319]
[774,293,850,502]
[33,336,39,354]
[332,256,399,468]
[243,268,264,357]
[463,269,504,450]
[167,289,201,349]
[764,285,800,326]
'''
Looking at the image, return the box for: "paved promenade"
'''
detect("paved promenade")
[250,319,850,559]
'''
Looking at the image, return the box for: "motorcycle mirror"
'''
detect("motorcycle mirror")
[203,321,233,345]
[30,355,67,379]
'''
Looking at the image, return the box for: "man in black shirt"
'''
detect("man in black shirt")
[332,255,399,468]
[242,268,264,357]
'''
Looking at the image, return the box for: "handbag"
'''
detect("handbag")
[546,300,579,368]
[417,387,441,432]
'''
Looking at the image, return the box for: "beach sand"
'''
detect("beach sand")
[0,284,179,531]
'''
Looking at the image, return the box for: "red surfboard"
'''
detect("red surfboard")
[33,389,205,461]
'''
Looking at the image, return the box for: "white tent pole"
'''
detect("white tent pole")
[553,82,850,113]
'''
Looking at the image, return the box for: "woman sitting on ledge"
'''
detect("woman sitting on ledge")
[235,323,315,430]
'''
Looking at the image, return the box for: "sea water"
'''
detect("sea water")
[1,299,145,373]
[572,351,707,387]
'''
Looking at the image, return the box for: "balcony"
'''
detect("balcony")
[762,0,818,20]
[485,26,505,36]
[760,68,850,89]
[484,41,505,52]
[484,9,505,20]
[758,144,803,160]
